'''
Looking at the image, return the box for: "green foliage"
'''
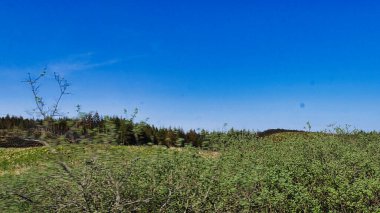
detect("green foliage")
[0,115,233,148]
[2,131,380,212]
[14,65,380,212]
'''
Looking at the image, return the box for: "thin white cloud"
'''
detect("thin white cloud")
[0,52,120,78]
[48,59,119,75]
[0,51,152,79]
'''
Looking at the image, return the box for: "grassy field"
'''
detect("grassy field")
[1,131,380,212]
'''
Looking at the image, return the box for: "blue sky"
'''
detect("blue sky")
[1,0,380,131]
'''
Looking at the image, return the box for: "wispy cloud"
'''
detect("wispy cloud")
[48,59,119,75]
[0,51,153,79]
[47,52,119,74]
[0,53,120,78]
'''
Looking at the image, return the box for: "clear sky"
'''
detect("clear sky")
[1,0,380,131]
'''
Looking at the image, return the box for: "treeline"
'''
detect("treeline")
[0,114,256,149]
[0,115,37,130]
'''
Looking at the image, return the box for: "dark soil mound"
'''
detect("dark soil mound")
[0,137,44,148]
[257,129,305,138]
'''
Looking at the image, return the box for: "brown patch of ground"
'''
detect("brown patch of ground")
[0,137,44,148]
[198,151,220,159]
[256,129,305,138]
[0,166,31,177]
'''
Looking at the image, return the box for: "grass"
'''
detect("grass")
[0,144,217,178]
[1,131,380,212]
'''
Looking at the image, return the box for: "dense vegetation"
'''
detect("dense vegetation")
[2,73,380,212]
[1,127,380,212]
[0,114,254,149]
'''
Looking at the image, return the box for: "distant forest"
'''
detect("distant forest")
[0,114,256,148]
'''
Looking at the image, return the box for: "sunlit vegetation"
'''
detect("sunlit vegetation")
[0,114,253,149]
[1,72,379,212]
[1,124,380,212]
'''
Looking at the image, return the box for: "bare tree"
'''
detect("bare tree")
[23,68,70,119]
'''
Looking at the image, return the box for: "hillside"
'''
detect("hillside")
[1,131,380,212]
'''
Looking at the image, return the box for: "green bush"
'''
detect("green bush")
[2,131,380,212]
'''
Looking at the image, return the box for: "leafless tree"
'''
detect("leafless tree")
[23,68,70,119]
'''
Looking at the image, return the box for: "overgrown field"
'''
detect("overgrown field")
[1,131,380,212]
